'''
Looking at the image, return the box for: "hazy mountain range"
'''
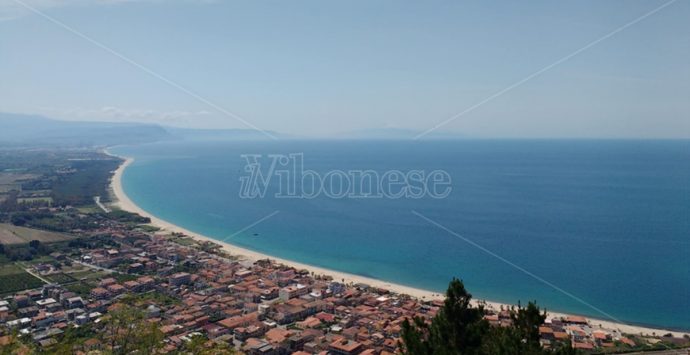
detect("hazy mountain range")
[334,127,464,140]
[0,113,283,147]
[0,113,171,147]
[0,112,464,147]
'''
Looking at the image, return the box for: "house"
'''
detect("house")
[202,324,230,339]
[65,297,84,309]
[564,316,587,325]
[136,276,156,290]
[573,342,595,351]
[217,312,259,331]
[329,339,363,355]
[106,284,125,295]
[234,324,267,341]
[99,278,117,287]
[169,272,192,286]
[297,316,322,329]
[279,284,309,301]
[14,295,29,308]
[123,281,141,292]
[90,288,110,300]
[245,340,277,355]
[36,298,57,308]
[128,263,144,273]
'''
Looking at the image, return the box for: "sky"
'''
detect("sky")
[0,0,688,138]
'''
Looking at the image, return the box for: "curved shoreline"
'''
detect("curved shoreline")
[106,150,688,338]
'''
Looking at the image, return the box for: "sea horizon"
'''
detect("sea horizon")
[5,1,690,351]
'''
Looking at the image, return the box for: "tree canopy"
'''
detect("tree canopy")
[401,278,579,355]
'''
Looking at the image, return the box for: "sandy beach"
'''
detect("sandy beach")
[106,150,688,338]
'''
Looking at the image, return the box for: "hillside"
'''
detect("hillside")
[0,113,171,147]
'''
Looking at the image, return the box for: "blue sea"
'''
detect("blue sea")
[111,140,690,330]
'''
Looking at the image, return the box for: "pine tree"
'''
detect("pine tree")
[401,278,581,355]
[401,278,488,355]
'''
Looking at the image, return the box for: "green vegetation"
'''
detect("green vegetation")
[30,300,234,354]
[113,273,138,283]
[136,224,160,233]
[69,269,110,281]
[171,236,196,246]
[40,324,98,354]
[44,272,77,284]
[184,334,237,355]
[31,303,164,354]
[0,263,44,295]
[6,209,148,234]
[0,148,123,211]
[1,240,48,263]
[19,254,55,265]
[0,223,73,244]
[60,268,112,296]
[101,304,164,354]
[17,197,53,204]
[401,278,577,355]
[0,150,137,269]
[129,291,181,307]
[106,209,151,224]
[0,332,30,355]
[64,281,95,297]
[10,210,100,233]
[51,158,121,206]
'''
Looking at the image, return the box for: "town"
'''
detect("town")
[2,209,688,353]
[0,149,688,354]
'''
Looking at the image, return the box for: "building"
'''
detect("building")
[279,284,309,301]
[168,272,192,286]
[329,339,363,355]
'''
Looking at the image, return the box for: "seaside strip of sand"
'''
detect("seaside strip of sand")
[106,151,687,338]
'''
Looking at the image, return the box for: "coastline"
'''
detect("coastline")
[106,150,688,338]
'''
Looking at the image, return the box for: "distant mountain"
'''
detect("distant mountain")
[0,112,464,148]
[164,127,288,141]
[0,113,172,147]
[337,127,466,140]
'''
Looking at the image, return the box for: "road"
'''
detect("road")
[69,258,121,274]
[94,196,111,213]
[16,262,52,284]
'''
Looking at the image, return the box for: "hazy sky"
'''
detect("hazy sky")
[1,0,688,138]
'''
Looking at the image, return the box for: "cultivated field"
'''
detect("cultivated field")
[44,273,77,284]
[0,173,37,185]
[17,197,53,204]
[0,173,38,193]
[0,223,73,245]
[0,264,45,294]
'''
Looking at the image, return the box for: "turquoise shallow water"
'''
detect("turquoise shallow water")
[112,140,690,330]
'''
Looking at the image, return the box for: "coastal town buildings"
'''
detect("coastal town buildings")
[0,215,687,354]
